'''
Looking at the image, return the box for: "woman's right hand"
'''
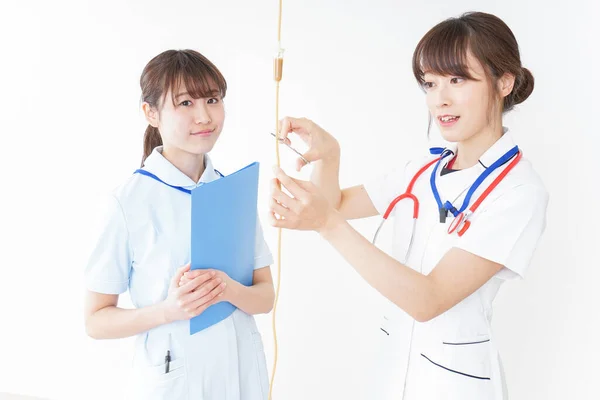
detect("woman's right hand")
[277,117,340,171]
[161,263,226,323]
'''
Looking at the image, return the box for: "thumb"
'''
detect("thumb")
[295,148,319,172]
[170,263,191,290]
[295,157,307,172]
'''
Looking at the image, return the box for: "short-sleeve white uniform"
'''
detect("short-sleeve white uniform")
[85,147,273,400]
[363,129,549,400]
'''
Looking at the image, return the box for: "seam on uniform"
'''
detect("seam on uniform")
[249,321,266,399]
[111,194,135,265]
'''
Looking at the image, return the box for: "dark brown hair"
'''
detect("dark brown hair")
[139,49,227,166]
[412,12,534,119]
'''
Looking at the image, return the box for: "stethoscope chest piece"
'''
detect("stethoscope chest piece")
[447,211,471,237]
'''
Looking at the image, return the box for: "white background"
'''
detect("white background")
[1,0,598,399]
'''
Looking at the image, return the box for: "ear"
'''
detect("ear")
[142,102,159,128]
[497,73,515,98]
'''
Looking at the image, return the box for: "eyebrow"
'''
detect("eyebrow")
[174,90,220,99]
[174,92,190,100]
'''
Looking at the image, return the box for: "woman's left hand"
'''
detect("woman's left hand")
[269,166,342,233]
[179,269,232,303]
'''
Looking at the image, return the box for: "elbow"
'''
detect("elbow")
[263,289,275,314]
[409,301,442,323]
[258,286,275,315]
[85,316,104,340]
[409,278,443,323]
[85,322,99,340]
[413,310,436,323]
[263,303,274,315]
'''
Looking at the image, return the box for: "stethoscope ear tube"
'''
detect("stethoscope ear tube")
[372,218,386,244]
[372,216,416,265]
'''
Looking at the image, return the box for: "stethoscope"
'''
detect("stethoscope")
[132,168,225,193]
[372,146,522,263]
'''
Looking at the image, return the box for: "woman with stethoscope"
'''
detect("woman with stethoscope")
[269,12,549,400]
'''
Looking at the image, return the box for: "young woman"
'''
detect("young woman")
[84,49,274,400]
[269,12,548,400]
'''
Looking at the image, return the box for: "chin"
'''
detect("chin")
[189,137,220,153]
[439,129,463,143]
[439,126,475,143]
[183,143,216,156]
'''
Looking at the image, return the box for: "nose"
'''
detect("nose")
[433,84,452,109]
[195,102,212,125]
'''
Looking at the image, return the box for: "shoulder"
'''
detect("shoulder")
[501,156,548,200]
[483,156,549,214]
[110,172,155,211]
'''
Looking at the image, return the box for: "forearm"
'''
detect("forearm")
[310,152,342,209]
[320,214,438,322]
[86,302,168,340]
[227,281,275,315]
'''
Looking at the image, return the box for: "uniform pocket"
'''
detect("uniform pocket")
[442,338,490,346]
[131,327,188,400]
[421,336,492,381]
[131,357,187,400]
[138,357,185,380]
[420,353,490,380]
[416,349,493,400]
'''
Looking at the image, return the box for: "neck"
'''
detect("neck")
[453,124,503,170]
[161,146,206,183]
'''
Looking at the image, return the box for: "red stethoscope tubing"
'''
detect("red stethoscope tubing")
[382,157,442,220]
[372,157,441,246]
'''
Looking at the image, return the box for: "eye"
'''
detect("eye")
[179,100,192,107]
[450,77,465,84]
[422,81,434,90]
[207,97,220,104]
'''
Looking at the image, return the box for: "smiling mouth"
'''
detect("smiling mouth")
[438,115,460,123]
[191,129,215,136]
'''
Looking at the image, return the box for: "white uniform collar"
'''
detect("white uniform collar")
[433,127,518,206]
[442,127,516,170]
[142,146,221,188]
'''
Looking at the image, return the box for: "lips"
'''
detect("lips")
[191,129,214,136]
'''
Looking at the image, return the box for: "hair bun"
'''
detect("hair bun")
[513,67,534,106]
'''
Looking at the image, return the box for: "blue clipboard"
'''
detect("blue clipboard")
[189,162,259,335]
